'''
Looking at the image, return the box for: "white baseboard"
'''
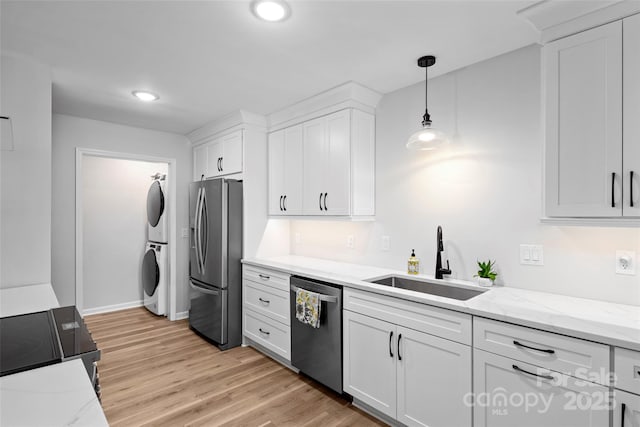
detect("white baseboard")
[83,300,143,316]
[175,310,189,320]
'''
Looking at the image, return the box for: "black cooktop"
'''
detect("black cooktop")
[0,306,98,377]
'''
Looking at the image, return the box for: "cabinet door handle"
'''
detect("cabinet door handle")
[258,328,270,335]
[389,331,394,358]
[512,364,554,380]
[513,340,555,354]
[258,297,270,304]
[220,157,223,171]
[216,158,221,171]
[283,195,287,211]
[612,172,616,208]
[621,402,626,427]
[258,274,270,280]
[319,193,323,211]
[324,193,328,211]
[279,195,283,211]
[631,171,635,208]
[397,334,402,361]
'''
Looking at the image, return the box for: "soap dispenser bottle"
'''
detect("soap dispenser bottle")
[408,249,420,275]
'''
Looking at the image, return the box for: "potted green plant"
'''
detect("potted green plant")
[474,260,497,287]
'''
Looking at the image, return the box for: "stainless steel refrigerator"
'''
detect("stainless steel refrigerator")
[188,178,243,350]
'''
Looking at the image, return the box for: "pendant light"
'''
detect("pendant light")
[406,55,448,151]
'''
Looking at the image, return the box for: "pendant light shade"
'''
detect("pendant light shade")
[406,55,448,151]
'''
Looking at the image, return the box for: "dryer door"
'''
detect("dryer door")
[147,181,165,227]
[142,248,159,297]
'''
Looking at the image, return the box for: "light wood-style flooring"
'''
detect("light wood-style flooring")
[85,307,385,426]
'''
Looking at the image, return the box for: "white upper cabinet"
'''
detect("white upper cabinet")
[268,125,303,215]
[268,108,375,217]
[193,130,243,181]
[544,14,640,218]
[624,13,640,217]
[544,20,622,217]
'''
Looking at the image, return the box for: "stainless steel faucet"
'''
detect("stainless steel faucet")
[435,226,451,279]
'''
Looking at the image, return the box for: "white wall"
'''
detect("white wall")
[52,114,191,312]
[82,156,167,311]
[290,45,640,306]
[0,53,52,288]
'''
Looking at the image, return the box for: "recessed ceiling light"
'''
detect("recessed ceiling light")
[251,0,290,22]
[132,91,159,102]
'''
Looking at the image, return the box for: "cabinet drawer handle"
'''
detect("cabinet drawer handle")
[612,172,616,208]
[512,364,554,381]
[258,274,270,280]
[389,331,394,358]
[319,193,323,211]
[258,297,270,304]
[279,195,283,211]
[513,340,555,354]
[397,333,402,361]
[631,171,635,208]
[621,402,626,427]
[324,193,328,211]
[258,328,270,335]
[283,195,287,211]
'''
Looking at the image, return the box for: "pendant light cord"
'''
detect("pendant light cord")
[422,63,431,126]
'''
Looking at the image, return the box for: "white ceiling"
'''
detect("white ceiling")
[1,1,540,135]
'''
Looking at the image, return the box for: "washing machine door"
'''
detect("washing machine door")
[142,248,159,297]
[147,181,165,227]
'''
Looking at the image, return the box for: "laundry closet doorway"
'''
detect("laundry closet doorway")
[75,148,177,319]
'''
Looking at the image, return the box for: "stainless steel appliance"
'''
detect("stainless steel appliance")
[290,276,343,394]
[189,178,243,350]
[0,306,101,396]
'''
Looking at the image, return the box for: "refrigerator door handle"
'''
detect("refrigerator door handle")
[200,190,208,273]
[194,187,204,274]
[189,280,220,296]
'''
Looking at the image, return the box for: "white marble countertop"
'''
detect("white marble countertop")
[243,255,640,351]
[0,283,60,317]
[0,359,108,427]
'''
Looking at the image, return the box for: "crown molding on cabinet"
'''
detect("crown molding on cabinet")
[518,0,640,43]
[188,109,267,146]
[267,81,382,132]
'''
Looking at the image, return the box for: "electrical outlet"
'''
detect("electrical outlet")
[616,250,636,275]
[347,235,355,249]
[381,235,390,251]
[181,228,189,238]
[295,233,301,244]
[520,244,543,266]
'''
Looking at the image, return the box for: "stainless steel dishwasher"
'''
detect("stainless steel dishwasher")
[290,276,343,394]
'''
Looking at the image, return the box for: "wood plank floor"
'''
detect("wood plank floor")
[85,307,386,427]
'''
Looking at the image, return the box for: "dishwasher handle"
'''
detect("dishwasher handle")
[291,285,338,303]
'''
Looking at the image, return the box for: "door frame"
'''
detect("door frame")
[75,147,178,320]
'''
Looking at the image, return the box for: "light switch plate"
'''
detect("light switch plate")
[615,250,636,275]
[520,244,543,266]
[381,236,390,251]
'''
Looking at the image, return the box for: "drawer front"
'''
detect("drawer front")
[474,317,610,385]
[243,309,291,361]
[243,266,290,292]
[243,280,289,325]
[344,288,471,345]
[615,347,640,394]
[474,349,610,427]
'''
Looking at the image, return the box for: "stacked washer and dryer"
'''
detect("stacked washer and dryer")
[142,173,168,316]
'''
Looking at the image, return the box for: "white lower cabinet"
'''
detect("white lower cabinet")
[615,390,640,427]
[343,310,397,418]
[242,265,291,361]
[343,306,472,426]
[396,325,472,427]
[473,349,610,427]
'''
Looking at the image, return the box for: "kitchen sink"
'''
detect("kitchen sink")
[366,275,486,301]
